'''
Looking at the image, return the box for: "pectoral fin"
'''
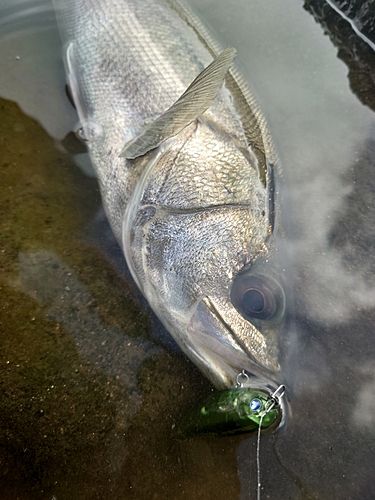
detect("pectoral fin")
[119,48,236,159]
[65,42,88,126]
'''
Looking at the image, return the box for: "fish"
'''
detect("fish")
[53,0,287,390]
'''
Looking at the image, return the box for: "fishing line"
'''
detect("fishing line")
[256,413,264,500]
[233,371,286,499]
[252,383,286,500]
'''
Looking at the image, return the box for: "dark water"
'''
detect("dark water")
[1,0,375,498]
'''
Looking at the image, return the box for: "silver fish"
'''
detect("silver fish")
[54,0,286,390]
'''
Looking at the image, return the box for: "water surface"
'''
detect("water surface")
[1,0,375,498]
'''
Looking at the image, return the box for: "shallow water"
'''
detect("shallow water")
[1,0,375,498]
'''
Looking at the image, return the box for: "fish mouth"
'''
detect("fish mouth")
[186,295,280,390]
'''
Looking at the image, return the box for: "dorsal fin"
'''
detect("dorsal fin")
[168,0,279,187]
[119,48,236,159]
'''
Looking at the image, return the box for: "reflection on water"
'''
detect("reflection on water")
[1,0,375,498]
[304,0,375,100]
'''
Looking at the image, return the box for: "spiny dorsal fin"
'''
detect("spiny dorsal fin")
[119,48,236,159]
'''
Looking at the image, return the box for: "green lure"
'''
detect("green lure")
[178,386,283,437]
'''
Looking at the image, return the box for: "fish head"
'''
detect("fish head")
[186,258,286,389]
[124,120,287,390]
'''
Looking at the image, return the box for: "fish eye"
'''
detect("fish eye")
[230,273,284,321]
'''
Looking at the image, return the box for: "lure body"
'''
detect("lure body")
[178,387,281,437]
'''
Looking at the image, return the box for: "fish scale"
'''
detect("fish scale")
[54,0,284,390]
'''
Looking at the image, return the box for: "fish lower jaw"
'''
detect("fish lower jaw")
[183,296,279,389]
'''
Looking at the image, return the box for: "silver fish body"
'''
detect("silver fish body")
[54,0,285,390]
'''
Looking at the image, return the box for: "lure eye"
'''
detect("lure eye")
[230,273,284,321]
[249,398,262,412]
